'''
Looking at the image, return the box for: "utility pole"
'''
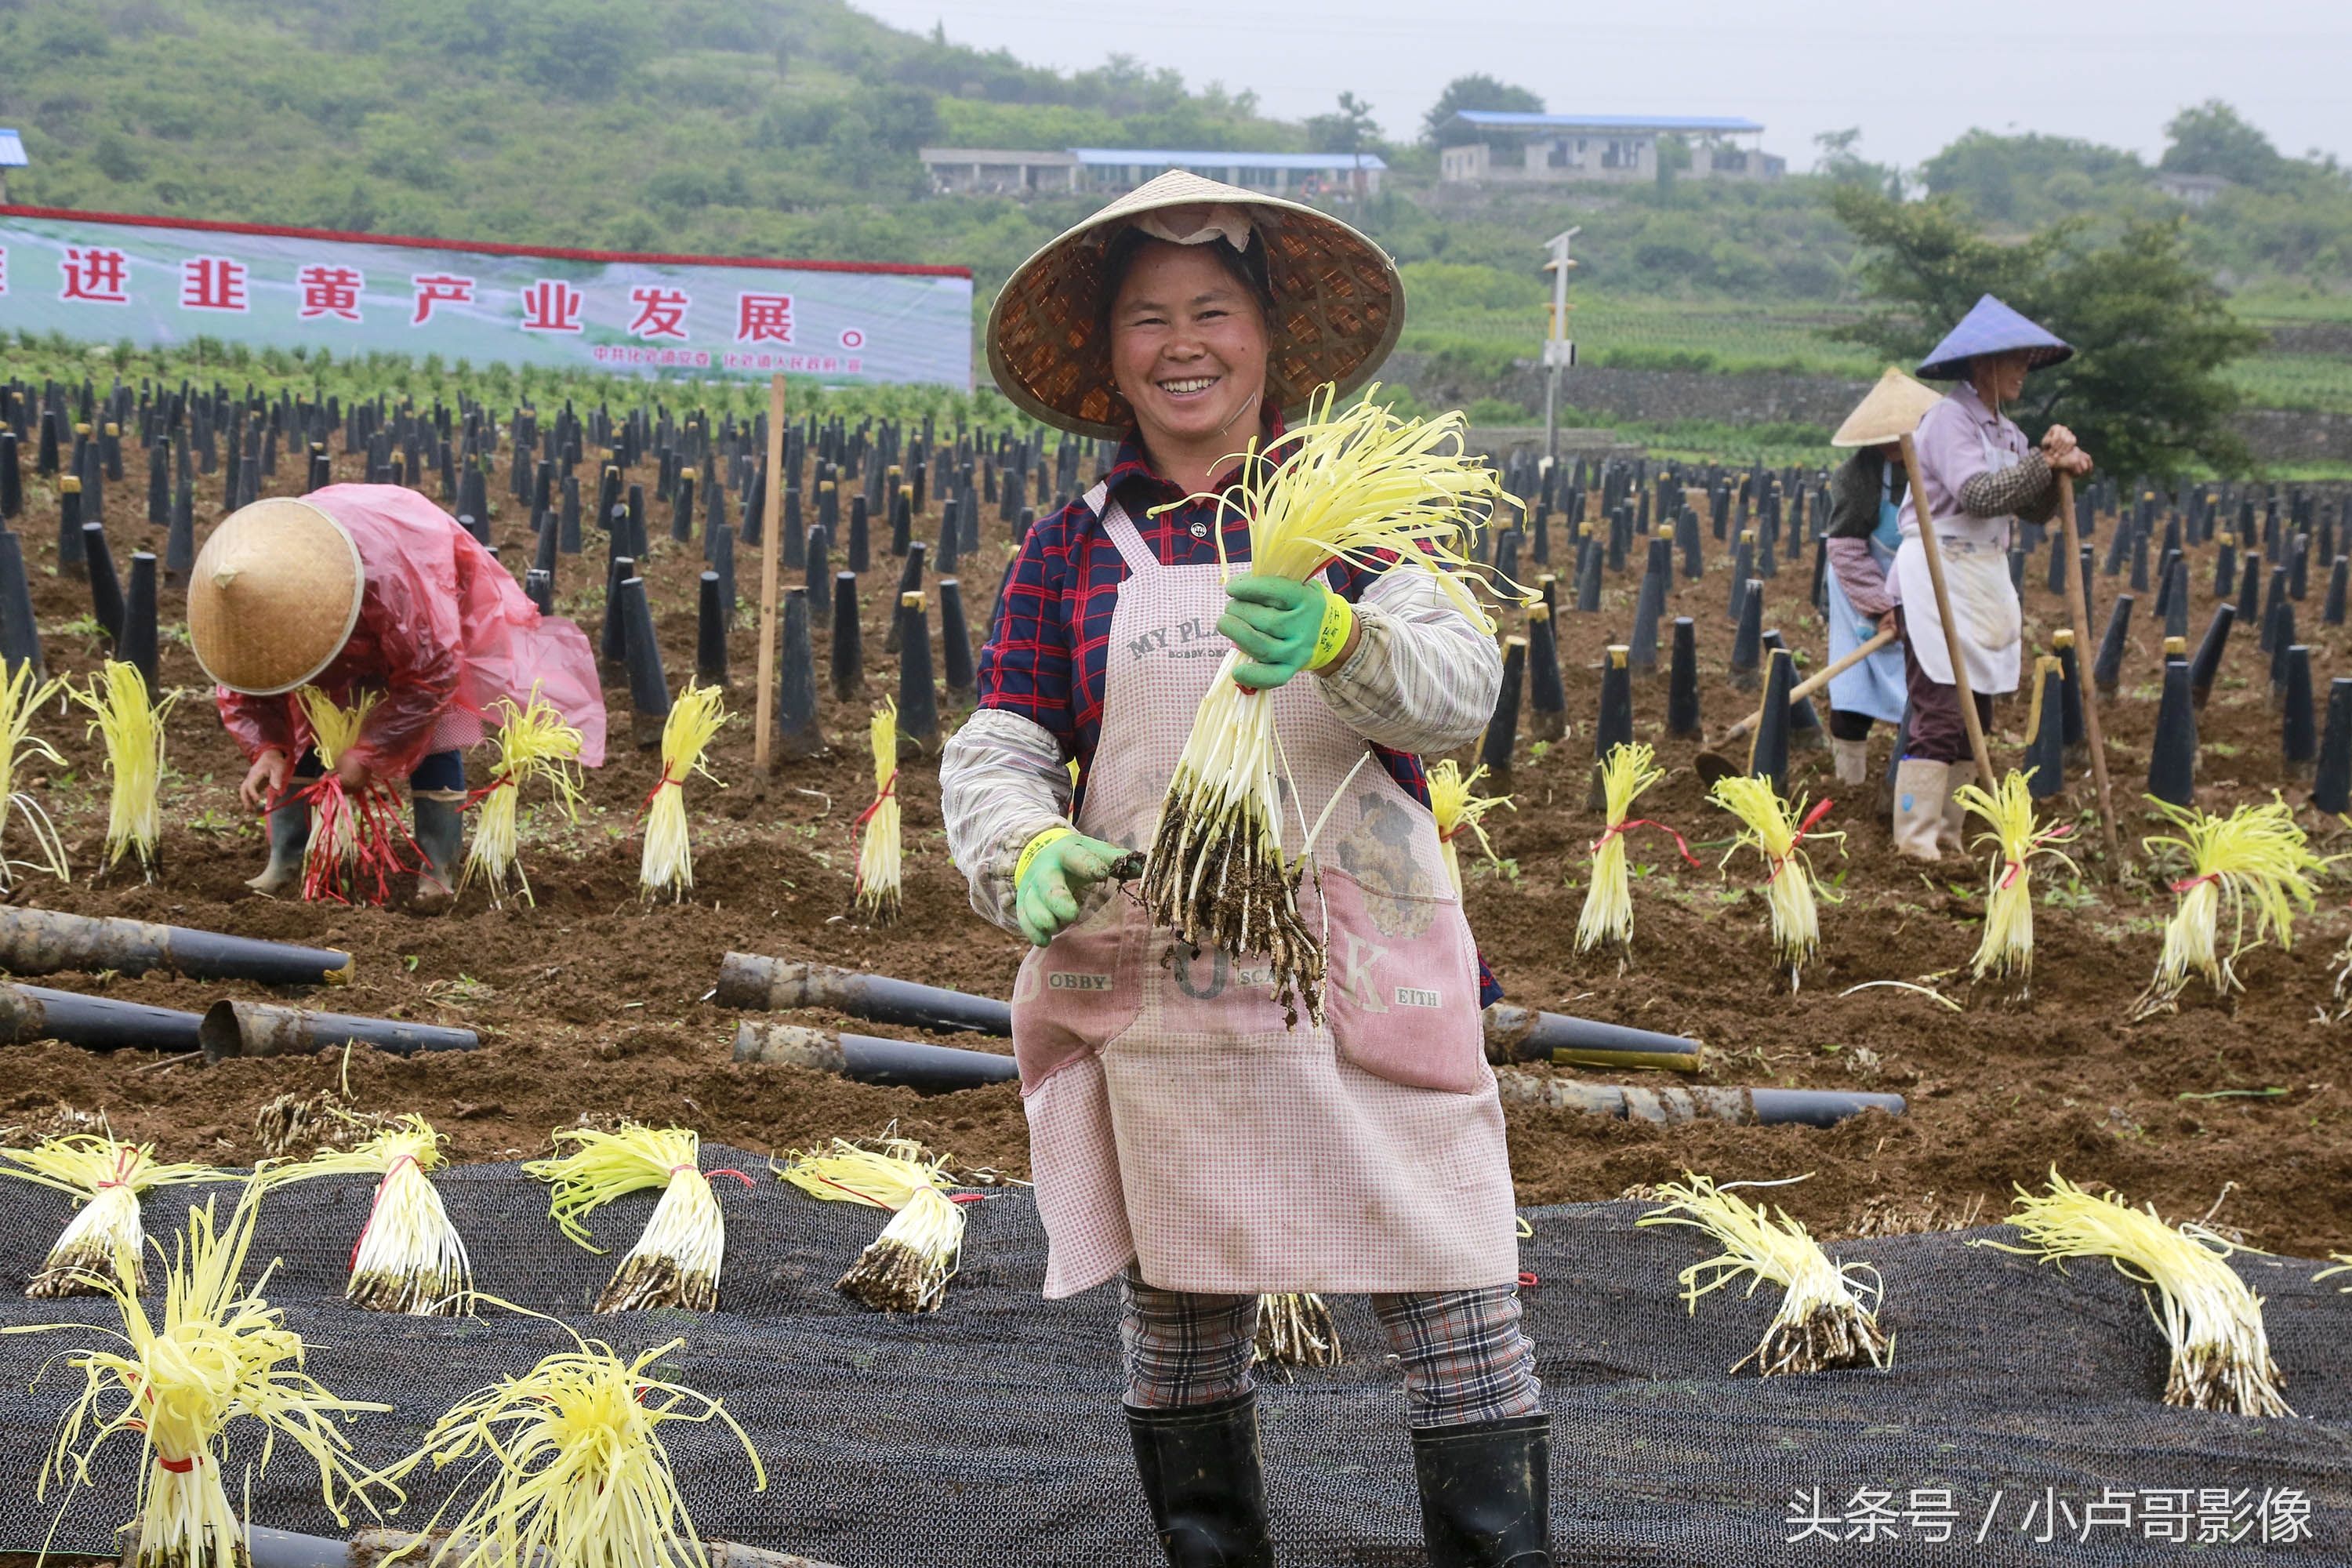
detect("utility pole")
[1541,227,1580,471]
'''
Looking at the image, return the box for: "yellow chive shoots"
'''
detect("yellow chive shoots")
[777,1135,963,1312]
[1141,383,1515,1025]
[0,662,71,886]
[1955,770,2078,993]
[462,688,585,908]
[1981,1170,2289,1416]
[1636,1173,1888,1376]
[2132,796,2324,1019]
[638,684,728,902]
[256,1113,471,1316]
[854,699,902,924]
[296,685,380,889]
[1709,775,1842,987]
[1428,759,1512,895]
[0,1134,224,1298]
[73,661,180,879]
[1577,742,1665,956]
[1254,1293,1344,1369]
[383,1319,764,1568]
[5,1188,394,1568]
[524,1125,728,1313]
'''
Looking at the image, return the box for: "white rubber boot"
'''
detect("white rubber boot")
[1831,738,1870,789]
[1892,759,1949,862]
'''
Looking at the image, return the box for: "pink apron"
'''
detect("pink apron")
[1011,486,1520,1300]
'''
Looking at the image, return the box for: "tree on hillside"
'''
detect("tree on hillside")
[2161,101,2294,191]
[1308,92,1381,155]
[1919,129,2145,227]
[1829,185,2265,478]
[1421,74,1543,147]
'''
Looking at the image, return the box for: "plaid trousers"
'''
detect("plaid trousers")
[1120,1268,1542,1429]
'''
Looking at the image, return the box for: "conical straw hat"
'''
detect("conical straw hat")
[1831,367,1945,448]
[188,497,364,695]
[1915,293,2072,380]
[987,169,1403,440]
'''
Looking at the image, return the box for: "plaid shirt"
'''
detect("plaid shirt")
[975,433,1501,1004]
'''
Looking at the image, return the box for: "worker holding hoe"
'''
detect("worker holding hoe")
[942,172,1548,1566]
[1820,368,1941,808]
[1890,296,2094,861]
[190,485,606,910]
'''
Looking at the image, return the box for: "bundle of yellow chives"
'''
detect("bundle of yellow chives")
[1982,1170,2289,1416]
[777,1135,964,1312]
[638,684,728,902]
[0,1134,223,1298]
[462,689,586,908]
[1427,759,1512,896]
[1636,1173,1888,1376]
[1141,384,1513,1025]
[72,661,180,879]
[6,1189,394,1568]
[382,1320,762,1568]
[1577,742,1668,956]
[295,685,382,899]
[1709,776,1841,987]
[0,662,70,887]
[854,699,902,924]
[256,1113,471,1316]
[524,1124,733,1313]
[2132,796,2325,1020]
[1954,770,2076,993]
[1254,1293,1344,1369]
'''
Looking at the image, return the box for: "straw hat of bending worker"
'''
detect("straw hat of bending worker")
[988,169,1405,441]
[187,497,365,695]
[1830,366,1944,448]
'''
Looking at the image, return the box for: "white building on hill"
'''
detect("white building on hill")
[921,147,1385,198]
[1439,113,1780,185]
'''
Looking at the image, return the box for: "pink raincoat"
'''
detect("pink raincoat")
[216,485,608,775]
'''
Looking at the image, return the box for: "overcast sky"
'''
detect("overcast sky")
[852,0,2350,172]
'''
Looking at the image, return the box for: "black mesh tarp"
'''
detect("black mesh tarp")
[0,1148,2344,1566]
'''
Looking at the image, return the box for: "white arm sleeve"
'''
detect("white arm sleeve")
[1316,568,1504,756]
[941,706,1073,935]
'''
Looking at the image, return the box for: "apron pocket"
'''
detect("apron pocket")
[1011,907,1142,1094]
[1315,869,1489,1094]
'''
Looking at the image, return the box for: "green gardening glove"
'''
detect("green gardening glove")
[1219,575,1356,690]
[1014,826,1127,947]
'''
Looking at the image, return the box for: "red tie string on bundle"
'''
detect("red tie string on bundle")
[1952,771,2080,996]
[1710,779,1843,989]
[287,686,420,905]
[1578,743,1682,959]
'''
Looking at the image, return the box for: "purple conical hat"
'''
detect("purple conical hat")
[1916,294,2072,380]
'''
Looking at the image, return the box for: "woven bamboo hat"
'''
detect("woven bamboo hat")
[987,169,1403,440]
[1831,367,1944,448]
[188,497,365,695]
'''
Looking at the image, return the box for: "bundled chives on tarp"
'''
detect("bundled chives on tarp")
[1638,1173,1889,1377]
[2132,796,2323,1019]
[256,1113,471,1316]
[72,659,180,880]
[777,1134,965,1313]
[12,1189,392,1568]
[1953,770,2076,996]
[0,662,69,886]
[377,1322,764,1568]
[462,689,586,908]
[526,1124,745,1313]
[638,683,729,902]
[0,1134,223,1298]
[1710,777,1840,988]
[1139,386,1512,1025]
[1983,1170,2288,1416]
[1426,759,1511,895]
[854,699,902,924]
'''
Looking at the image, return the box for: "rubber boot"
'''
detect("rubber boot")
[1125,1393,1276,1568]
[1411,1412,1554,1568]
[409,788,466,914]
[245,799,310,895]
[1892,759,1948,862]
[1938,765,1971,851]
[1831,737,1869,789]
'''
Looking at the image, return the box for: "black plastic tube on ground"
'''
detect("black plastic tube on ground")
[938,576,976,708]
[1675,506,1703,579]
[0,432,16,521]
[898,591,941,752]
[1525,604,1567,740]
[848,495,871,574]
[830,570,864,704]
[2259,566,2289,652]
[2053,630,2086,760]
[670,473,695,544]
[2022,655,2066,798]
[695,572,728,688]
[0,530,45,681]
[2314,677,2352,814]
[1762,630,1822,749]
[165,482,195,586]
[2213,534,2237,599]
[0,906,351,984]
[771,586,824,764]
[597,555,633,683]
[121,553,158,689]
[56,478,85,580]
[1727,579,1763,690]
[717,953,1013,1033]
[2328,557,2349,627]
[522,568,554,617]
[1748,645,1795,789]
[2092,593,2133,697]
[1628,537,1668,675]
[199,1000,478,1062]
[2147,652,2197,807]
[617,575,671,748]
[884,543,927,655]
[1572,536,1602,613]
[1480,1004,1700,1073]
[731,1021,1015,1092]
[531,504,560,579]
[2270,601,2298,698]
[2163,557,2190,641]
[1725,533,1753,620]
[1586,644,1633,809]
[2283,645,2317,780]
[0,985,205,1052]
[1479,637,1526,778]
[81,521,123,648]
[1667,618,1701,737]
[2189,603,2234,709]
[1492,1069,1904,1127]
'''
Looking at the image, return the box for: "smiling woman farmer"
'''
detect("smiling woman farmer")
[942,172,1547,1568]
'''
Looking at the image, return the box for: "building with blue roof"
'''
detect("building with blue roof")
[920,146,1385,199]
[0,129,25,204]
[1438,111,1780,186]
